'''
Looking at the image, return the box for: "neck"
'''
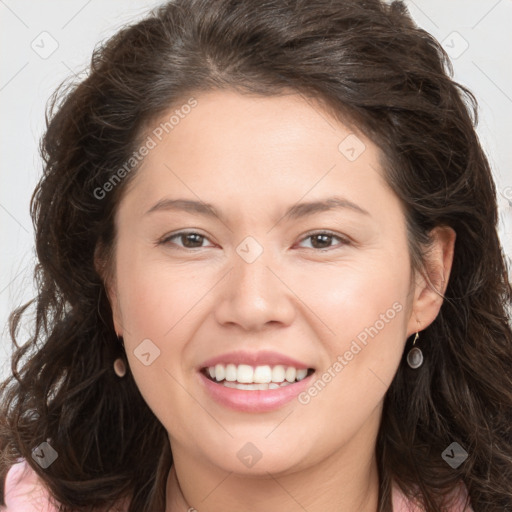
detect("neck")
[165,432,381,512]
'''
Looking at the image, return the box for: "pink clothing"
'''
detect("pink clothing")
[2,458,473,511]
[1,459,129,512]
[2,459,61,512]
[391,478,473,511]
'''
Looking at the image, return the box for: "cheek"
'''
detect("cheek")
[294,252,410,338]
[114,243,202,338]
[295,251,410,395]
[113,250,202,423]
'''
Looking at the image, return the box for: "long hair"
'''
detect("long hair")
[1,1,511,510]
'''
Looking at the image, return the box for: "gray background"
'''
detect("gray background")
[1,0,512,381]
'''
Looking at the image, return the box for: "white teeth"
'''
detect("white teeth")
[205,364,311,385]
[253,365,272,384]
[285,367,297,382]
[225,364,237,382]
[222,381,291,390]
[237,364,254,383]
[271,365,285,383]
[296,368,308,380]
[214,364,225,382]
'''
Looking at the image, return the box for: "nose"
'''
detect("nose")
[214,244,296,332]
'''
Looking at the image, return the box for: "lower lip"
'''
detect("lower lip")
[198,370,315,413]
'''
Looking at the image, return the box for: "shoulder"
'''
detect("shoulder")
[1,458,59,511]
[392,479,473,511]
[1,458,130,512]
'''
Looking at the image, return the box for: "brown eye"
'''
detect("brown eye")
[298,231,349,250]
[160,231,213,249]
[179,233,205,248]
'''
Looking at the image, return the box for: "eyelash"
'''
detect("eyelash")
[158,230,350,251]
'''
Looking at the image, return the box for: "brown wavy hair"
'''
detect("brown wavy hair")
[1,0,511,510]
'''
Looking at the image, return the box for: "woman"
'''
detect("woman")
[1,0,511,510]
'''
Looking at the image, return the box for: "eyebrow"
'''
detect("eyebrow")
[144,196,371,221]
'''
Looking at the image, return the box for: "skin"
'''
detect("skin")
[104,89,455,512]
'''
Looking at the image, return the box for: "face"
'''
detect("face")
[106,89,452,477]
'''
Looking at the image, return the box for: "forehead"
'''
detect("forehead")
[149,89,356,155]
[134,90,383,183]
[116,89,399,227]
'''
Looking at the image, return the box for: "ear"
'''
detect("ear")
[407,225,456,336]
[94,242,124,336]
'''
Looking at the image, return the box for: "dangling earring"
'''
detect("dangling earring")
[114,334,126,378]
[406,332,423,369]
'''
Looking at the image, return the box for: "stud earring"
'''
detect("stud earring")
[113,358,126,378]
[406,332,423,369]
[114,334,126,378]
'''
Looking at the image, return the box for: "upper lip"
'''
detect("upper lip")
[199,350,314,370]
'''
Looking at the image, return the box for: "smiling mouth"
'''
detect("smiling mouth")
[200,366,315,390]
